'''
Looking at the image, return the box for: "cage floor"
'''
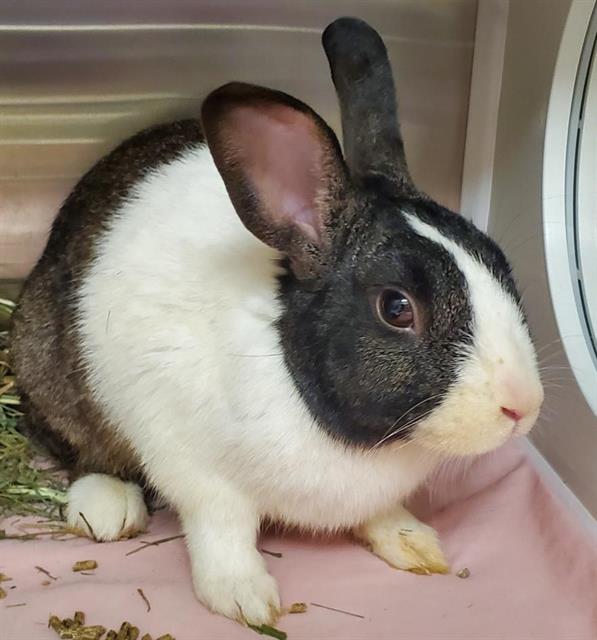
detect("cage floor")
[2,441,596,640]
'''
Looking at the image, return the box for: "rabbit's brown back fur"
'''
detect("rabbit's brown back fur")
[10,119,204,482]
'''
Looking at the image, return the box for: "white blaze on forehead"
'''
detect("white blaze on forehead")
[404,212,525,343]
[403,212,541,410]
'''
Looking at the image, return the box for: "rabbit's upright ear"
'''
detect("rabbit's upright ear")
[322,17,417,196]
[201,82,349,279]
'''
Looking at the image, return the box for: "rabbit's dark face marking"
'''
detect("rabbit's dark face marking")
[275,184,543,453]
[275,191,476,447]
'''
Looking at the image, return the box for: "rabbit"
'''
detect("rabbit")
[10,17,543,626]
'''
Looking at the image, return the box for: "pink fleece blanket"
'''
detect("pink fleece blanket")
[2,441,596,640]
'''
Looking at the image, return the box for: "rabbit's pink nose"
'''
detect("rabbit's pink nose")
[501,406,524,422]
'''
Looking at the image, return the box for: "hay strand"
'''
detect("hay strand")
[0,300,68,519]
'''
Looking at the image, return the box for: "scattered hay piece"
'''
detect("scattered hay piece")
[137,587,151,612]
[248,624,287,640]
[42,580,52,586]
[0,586,6,599]
[48,616,62,631]
[456,568,471,579]
[62,617,76,629]
[140,635,152,640]
[36,565,58,580]
[0,573,12,582]
[288,602,307,614]
[72,560,98,572]
[125,534,185,557]
[6,602,26,607]
[310,601,365,619]
[0,527,75,541]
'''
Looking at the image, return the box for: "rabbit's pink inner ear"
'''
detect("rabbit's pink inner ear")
[223,104,328,246]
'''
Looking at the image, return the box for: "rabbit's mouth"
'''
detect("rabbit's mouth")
[411,371,543,458]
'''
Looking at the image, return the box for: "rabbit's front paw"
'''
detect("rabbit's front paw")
[66,473,148,541]
[356,505,449,575]
[194,562,281,625]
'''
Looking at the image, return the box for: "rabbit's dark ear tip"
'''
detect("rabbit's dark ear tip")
[322,17,382,50]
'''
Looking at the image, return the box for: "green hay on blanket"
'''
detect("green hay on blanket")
[0,298,68,520]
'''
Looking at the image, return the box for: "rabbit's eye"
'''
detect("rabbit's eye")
[377,288,415,330]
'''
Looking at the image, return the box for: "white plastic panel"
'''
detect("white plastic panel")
[576,38,597,364]
[543,0,597,414]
